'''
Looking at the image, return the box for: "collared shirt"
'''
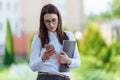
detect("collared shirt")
[29,31,80,76]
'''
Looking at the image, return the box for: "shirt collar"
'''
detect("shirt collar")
[48,31,56,35]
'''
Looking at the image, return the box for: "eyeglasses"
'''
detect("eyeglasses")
[44,18,58,26]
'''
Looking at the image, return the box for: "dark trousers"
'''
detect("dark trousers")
[37,74,70,80]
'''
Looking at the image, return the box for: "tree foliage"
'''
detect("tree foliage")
[87,0,120,21]
[79,22,113,68]
[80,23,107,56]
[111,0,120,18]
[4,19,15,65]
[78,22,120,72]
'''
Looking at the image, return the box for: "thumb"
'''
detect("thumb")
[61,51,66,55]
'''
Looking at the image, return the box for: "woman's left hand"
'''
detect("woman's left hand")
[58,51,72,65]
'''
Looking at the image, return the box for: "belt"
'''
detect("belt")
[38,72,70,79]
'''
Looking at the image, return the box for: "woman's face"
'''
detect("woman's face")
[44,13,58,32]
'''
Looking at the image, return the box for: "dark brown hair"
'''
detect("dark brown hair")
[39,4,68,48]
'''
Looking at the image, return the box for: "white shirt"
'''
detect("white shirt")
[29,31,80,76]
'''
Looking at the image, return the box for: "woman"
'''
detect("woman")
[29,4,80,80]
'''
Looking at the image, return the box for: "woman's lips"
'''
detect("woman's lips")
[50,27,54,29]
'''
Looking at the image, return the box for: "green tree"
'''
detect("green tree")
[80,22,107,56]
[4,19,15,65]
[111,0,120,18]
[79,22,113,68]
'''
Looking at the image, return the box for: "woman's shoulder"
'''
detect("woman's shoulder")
[31,34,41,47]
[64,30,75,40]
[32,34,40,42]
[64,30,73,35]
[33,34,39,39]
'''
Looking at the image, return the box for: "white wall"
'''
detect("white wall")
[21,0,66,34]
[66,0,85,30]
[21,0,85,34]
[21,0,41,34]
[0,0,21,54]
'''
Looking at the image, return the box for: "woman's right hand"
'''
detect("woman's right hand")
[42,48,56,62]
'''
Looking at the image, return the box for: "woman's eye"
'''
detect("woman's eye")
[52,19,57,22]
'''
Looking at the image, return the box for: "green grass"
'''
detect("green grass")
[0,56,120,80]
[71,56,120,80]
[0,63,37,80]
[71,68,116,80]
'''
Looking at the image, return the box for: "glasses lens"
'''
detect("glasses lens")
[44,19,58,25]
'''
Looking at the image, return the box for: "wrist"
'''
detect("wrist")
[67,58,72,65]
[42,52,49,62]
[42,56,46,62]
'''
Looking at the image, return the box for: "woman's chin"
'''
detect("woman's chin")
[49,29,56,32]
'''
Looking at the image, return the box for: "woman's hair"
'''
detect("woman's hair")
[39,4,68,48]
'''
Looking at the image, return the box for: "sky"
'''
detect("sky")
[84,0,113,15]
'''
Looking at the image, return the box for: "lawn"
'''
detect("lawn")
[0,63,37,80]
[0,56,120,80]
[71,56,120,80]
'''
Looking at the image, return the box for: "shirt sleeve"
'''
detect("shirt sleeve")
[29,34,45,72]
[64,31,81,68]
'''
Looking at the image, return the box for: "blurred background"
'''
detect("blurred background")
[0,0,120,80]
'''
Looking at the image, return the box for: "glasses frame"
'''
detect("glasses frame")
[44,18,58,26]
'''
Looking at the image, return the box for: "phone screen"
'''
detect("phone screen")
[45,44,54,50]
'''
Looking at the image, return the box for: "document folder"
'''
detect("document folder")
[59,40,76,72]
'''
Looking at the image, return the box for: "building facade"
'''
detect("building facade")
[100,20,120,45]
[0,0,21,55]
[21,0,84,34]
[0,0,85,56]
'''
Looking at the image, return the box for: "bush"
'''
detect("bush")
[79,23,107,59]
[72,22,120,80]
[78,22,113,69]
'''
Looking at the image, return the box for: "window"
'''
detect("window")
[7,2,10,11]
[0,2,2,11]
[14,3,18,12]
[0,23,3,32]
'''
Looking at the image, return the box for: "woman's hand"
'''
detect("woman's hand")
[42,48,56,62]
[58,51,72,65]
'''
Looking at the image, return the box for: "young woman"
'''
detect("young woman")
[29,4,80,80]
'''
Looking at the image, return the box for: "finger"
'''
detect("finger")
[60,53,65,57]
[47,48,55,52]
[49,51,56,55]
[61,50,64,53]
[43,54,49,60]
[60,51,66,55]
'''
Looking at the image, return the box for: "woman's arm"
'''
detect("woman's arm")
[29,34,45,71]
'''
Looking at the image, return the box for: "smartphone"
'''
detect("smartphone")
[45,44,54,50]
